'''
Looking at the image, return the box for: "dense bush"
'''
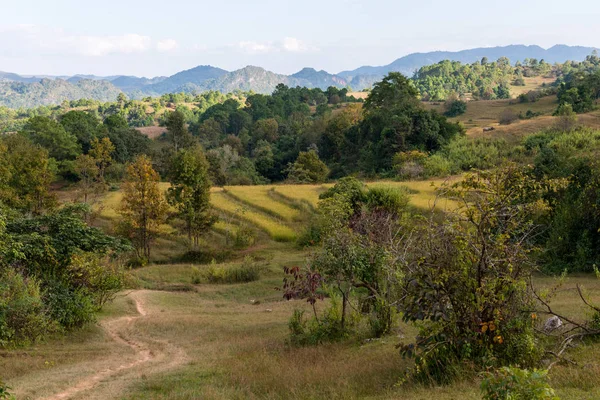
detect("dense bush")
[0,269,54,347]
[205,257,262,284]
[444,99,467,117]
[288,295,351,346]
[480,367,558,400]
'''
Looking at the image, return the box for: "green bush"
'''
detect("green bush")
[190,266,202,284]
[0,269,54,347]
[480,367,559,400]
[365,186,410,214]
[288,295,351,346]
[205,256,262,284]
[444,137,504,171]
[232,225,256,249]
[44,280,97,329]
[424,154,454,177]
[444,99,467,117]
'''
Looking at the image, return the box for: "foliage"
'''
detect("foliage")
[554,103,578,132]
[444,99,467,117]
[288,295,351,346]
[397,166,550,383]
[413,58,514,101]
[118,155,168,260]
[480,367,558,400]
[0,134,56,213]
[168,146,216,249]
[1,204,128,343]
[287,150,330,183]
[0,269,53,347]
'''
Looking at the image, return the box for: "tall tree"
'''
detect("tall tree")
[74,154,100,204]
[89,137,115,179]
[1,135,55,214]
[167,146,216,249]
[165,110,193,152]
[118,155,168,260]
[21,116,81,160]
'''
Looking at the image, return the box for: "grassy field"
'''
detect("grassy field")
[3,246,599,399]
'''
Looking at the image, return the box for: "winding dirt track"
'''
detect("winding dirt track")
[41,291,187,400]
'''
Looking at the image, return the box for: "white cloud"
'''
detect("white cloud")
[282,37,308,52]
[236,37,317,54]
[157,39,179,52]
[60,33,152,56]
[0,25,171,57]
[238,41,274,54]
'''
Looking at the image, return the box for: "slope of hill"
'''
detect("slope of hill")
[0,79,122,108]
[338,44,599,79]
[143,65,229,94]
[1,44,598,107]
[291,68,348,89]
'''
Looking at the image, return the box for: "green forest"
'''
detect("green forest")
[2,53,600,400]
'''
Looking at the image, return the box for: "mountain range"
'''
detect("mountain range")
[1,44,598,108]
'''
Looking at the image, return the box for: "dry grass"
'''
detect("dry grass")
[135,126,166,139]
[4,252,599,399]
[509,76,556,97]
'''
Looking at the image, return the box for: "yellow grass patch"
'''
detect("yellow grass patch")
[224,186,301,221]
[211,190,296,242]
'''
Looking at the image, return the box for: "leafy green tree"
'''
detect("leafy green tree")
[167,146,216,249]
[89,137,115,179]
[60,111,106,153]
[118,155,168,260]
[1,135,56,214]
[287,150,330,183]
[554,103,578,131]
[21,116,80,160]
[74,154,100,204]
[165,110,193,152]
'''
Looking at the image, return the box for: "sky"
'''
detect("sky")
[1,0,599,77]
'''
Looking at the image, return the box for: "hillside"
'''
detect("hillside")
[0,78,122,108]
[338,44,599,79]
[0,44,598,108]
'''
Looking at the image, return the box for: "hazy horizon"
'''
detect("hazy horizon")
[2,0,600,77]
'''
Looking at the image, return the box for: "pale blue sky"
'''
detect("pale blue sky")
[1,0,599,77]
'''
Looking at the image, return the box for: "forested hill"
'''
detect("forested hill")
[0,44,598,108]
[338,44,599,78]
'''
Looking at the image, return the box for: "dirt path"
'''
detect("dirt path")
[41,290,187,400]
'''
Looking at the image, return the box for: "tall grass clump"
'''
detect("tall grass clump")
[205,256,262,284]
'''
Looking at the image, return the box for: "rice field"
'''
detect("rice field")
[269,184,327,207]
[223,186,301,221]
[88,177,459,249]
[211,190,297,242]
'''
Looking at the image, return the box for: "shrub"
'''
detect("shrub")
[444,99,467,117]
[126,256,148,269]
[424,154,454,177]
[190,266,202,284]
[499,109,519,125]
[178,249,232,264]
[444,137,503,171]
[480,367,558,400]
[205,256,262,284]
[288,295,351,346]
[393,150,428,180]
[0,269,54,347]
[364,186,410,214]
[44,280,97,329]
[232,225,256,249]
